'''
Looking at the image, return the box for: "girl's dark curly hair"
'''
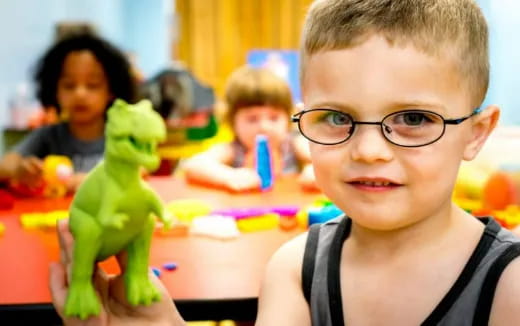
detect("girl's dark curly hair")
[33,33,137,113]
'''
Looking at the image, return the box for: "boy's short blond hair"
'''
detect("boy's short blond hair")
[225,65,294,124]
[301,0,489,106]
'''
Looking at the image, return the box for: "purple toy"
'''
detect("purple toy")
[212,205,299,219]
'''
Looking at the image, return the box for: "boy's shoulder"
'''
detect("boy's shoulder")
[487,242,520,325]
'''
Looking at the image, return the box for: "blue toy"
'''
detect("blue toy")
[255,134,274,190]
[308,204,343,225]
[163,262,178,271]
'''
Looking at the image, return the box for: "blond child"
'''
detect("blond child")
[257,0,520,325]
[50,0,520,325]
[183,65,316,192]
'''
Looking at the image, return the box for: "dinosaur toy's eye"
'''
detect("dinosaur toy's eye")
[129,136,138,147]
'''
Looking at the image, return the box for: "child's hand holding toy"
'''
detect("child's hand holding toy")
[56,99,176,320]
[50,219,182,326]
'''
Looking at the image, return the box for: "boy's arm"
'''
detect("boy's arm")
[183,143,234,185]
[256,233,311,326]
[488,257,520,325]
[183,143,260,191]
[65,172,87,193]
[0,152,43,186]
[0,152,23,180]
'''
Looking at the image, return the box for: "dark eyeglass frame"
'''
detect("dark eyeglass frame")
[291,107,483,147]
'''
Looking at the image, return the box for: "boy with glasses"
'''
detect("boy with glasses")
[257,0,520,325]
[50,0,520,325]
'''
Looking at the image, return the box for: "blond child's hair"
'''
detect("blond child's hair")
[224,65,294,124]
[301,0,489,107]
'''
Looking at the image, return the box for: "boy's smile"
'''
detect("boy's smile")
[346,176,403,192]
[302,34,478,230]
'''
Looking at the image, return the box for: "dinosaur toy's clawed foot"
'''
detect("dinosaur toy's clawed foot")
[125,274,161,306]
[64,282,101,320]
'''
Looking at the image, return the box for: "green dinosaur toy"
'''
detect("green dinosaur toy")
[64,99,173,319]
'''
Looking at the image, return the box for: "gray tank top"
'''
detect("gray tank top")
[302,216,520,326]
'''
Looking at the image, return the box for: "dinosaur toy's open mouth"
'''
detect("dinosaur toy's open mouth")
[128,136,153,154]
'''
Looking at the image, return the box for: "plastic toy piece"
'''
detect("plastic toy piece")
[151,267,162,278]
[308,204,343,225]
[236,213,279,232]
[492,205,520,229]
[64,99,172,320]
[163,262,178,271]
[42,155,73,198]
[271,206,299,217]
[155,222,190,237]
[20,210,69,229]
[255,134,274,191]
[212,207,270,219]
[483,172,518,210]
[166,199,212,222]
[296,208,309,229]
[279,215,298,231]
[0,189,15,210]
[190,215,240,239]
[212,205,299,220]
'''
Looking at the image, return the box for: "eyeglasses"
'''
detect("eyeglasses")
[291,107,482,147]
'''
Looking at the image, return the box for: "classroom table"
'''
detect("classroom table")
[0,176,321,324]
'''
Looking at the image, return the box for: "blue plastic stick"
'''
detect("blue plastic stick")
[255,135,274,190]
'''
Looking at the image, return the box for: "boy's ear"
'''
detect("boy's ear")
[462,105,500,161]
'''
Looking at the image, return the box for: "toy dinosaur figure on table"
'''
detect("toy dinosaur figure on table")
[64,99,173,319]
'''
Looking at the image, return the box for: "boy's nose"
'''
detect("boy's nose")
[349,126,393,163]
[258,119,272,133]
[73,86,88,98]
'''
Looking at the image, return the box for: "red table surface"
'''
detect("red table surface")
[0,176,321,305]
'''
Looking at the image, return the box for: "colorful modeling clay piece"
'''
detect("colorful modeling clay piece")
[64,99,172,320]
[212,205,299,220]
[163,262,178,271]
[152,267,162,278]
[279,215,298,231]
[166,199,212,222]
[212,207,270,219]
[308,204,343,225]
[453,197,482,213]
[42,155,74,198]
[236,213,279,232]
[0,222,5,235]
[0,189,15,210]
[270,206,299,217]
[255,134,274,191]
[155,222,190,237]
[20,210,69,229]
[493,205,520,229]
[191,215,240,239]
[483,172,518,210]
[312,196,334,207]
[296,208,310,229]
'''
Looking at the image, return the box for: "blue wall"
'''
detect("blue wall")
[0,0,172,130]
[478,0,520,125]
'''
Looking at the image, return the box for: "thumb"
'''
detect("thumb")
[49,262,67,317]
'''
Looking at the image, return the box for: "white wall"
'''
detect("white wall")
[0,0,172,133]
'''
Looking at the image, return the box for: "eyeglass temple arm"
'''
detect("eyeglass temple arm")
[291,111,304,122]
[444,107,483,125]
